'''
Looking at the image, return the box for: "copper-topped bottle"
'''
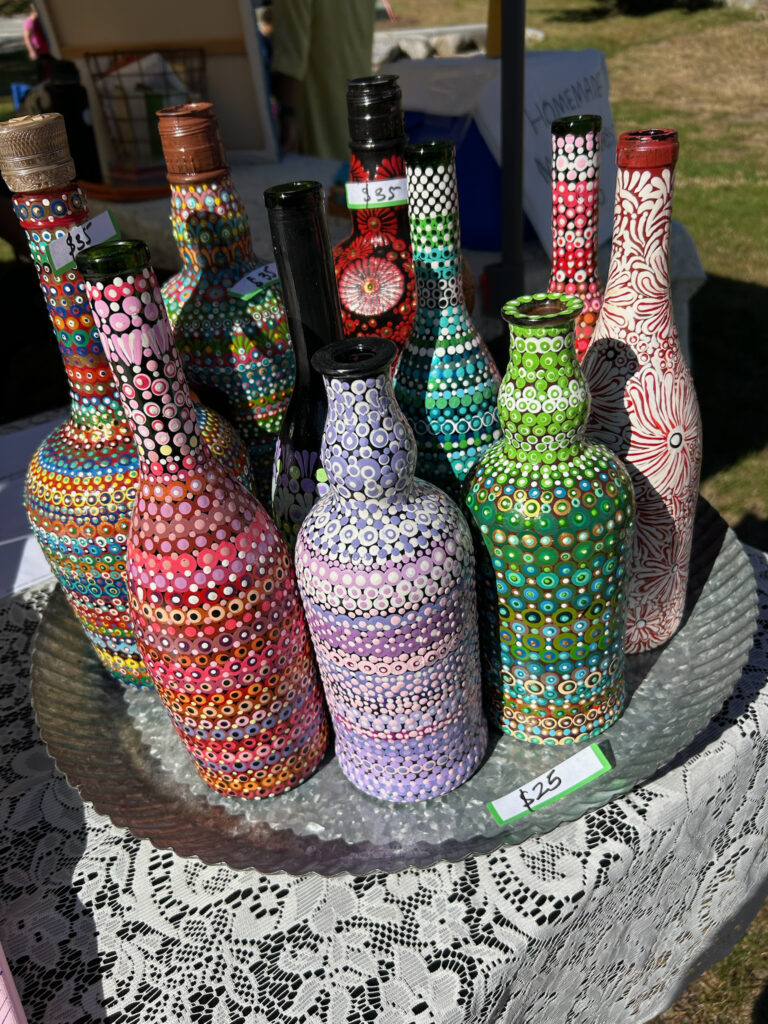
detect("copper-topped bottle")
[582,129,702,653]
[0,113,249,687]
[157,102,295,505]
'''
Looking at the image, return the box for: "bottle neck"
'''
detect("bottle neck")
[549,126,600,284]
[601,164,674,332]
[13,184,124,431]
[346,144,411,246]
[500,320,587,461]
[322,369,415,503]
[84,264,201,475]
[406,158,472,340]
[169,172,257,272]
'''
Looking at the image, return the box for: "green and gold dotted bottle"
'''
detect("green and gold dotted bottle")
[465,293,635,744]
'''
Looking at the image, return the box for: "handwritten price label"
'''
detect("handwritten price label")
[488,743,612,825]
[46,210,120,273]
[345,177,408,210]
[228,262,279,300]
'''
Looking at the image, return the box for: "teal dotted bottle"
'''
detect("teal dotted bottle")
[393,140,500,502]
[465,294,635,744]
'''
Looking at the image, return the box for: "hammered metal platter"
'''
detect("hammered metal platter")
[30,499,759,875]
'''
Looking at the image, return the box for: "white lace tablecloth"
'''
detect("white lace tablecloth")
[1,550,768,1024]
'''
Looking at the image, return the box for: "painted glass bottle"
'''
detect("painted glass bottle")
[394,140,501,503]
[264,180,342,549]
[295,337,487,801]
[465,294,635,744]
[333,75,416,361]
[0,112,249,688]
[548,113,603,361]
[79,240,328,798]
[157,102,295,505]
[582,130,702,654]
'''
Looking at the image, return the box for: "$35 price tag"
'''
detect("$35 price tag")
[487,743,613,825]
[46,210,121,273]
[345,177,408,210]
[228,262,279,301]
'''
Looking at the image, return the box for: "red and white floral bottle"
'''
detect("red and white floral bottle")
[548,113,603,361]
[79,239,328,798]
[582,129,702,653]
[333,75,416,363]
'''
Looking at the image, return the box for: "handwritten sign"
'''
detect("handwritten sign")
[345,177,408,209]
[46,210,120,273]
[227,262,280,301]
[488,743,612,825]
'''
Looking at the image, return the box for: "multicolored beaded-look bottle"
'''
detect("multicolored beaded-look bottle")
[465,294,635,744]
[0,113,249,688]
[295,338,487,801]
[333,75,416,361]
[157,102,295,504]
[548,113,603,361]
[265,181,342,548]
[393,140,501,503]
[79,240,328,798]
[582,129,702,653]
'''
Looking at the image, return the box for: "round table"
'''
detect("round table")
[1,547,767,1024]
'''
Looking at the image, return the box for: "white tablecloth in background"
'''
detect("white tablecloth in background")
[1,549,767,1023]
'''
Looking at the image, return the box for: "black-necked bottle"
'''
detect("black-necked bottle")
[333,75,416,363]
[157,102,295,505]
[265,180,342,549]
[0,112,250,688]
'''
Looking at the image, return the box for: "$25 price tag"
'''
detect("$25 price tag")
[345,177,408,210]
[488,743,612,825]
[46,210,121,273]
[228,262,279,301]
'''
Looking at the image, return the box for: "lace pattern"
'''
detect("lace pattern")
[1,549,767,1023]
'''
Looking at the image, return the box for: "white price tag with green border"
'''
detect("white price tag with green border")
[228,262,279,300]
[46,210,121,273]
[488,743,612,825]
[345,177,408,209]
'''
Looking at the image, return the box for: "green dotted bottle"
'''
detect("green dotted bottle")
[393,140,500,502]
[465,294,635,744]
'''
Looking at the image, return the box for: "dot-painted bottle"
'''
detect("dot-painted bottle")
[582,130,702,654]
[465,294,635,744]
[333,75,416,362]
[0,113,249,688]
[157,103,295,505]
[393,140,501,503]
[79,240,328,798]
[548,113,603,361]
[264,180,341,549]
[295,337,487,801]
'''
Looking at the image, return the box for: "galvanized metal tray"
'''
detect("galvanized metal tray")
[30,499,758,875]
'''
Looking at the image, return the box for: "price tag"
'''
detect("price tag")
[488,743,612,825]
[46,210,121,273]
[345,177,408,210]
[227,262,279,300]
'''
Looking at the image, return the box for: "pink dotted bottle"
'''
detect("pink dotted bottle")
[78,239,328,798]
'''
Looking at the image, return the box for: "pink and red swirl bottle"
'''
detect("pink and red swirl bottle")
[333,76,416,363]
[582,129,702,653]
[79,239,328,798]
[548,113,604,361]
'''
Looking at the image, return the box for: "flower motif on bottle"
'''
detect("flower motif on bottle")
[338,256,405,318]
[354,206,399,245]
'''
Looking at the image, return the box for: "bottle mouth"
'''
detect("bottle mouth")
[76,238,152,282]
[551,113,602,136]
[617,129,678,169]
[264,180,323,210]
[404,139,455,167]
[311,338,397,379]
[502,292,583,327]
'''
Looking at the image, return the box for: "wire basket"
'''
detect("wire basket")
[85,48,206,184]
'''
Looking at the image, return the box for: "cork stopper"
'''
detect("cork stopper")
[0,113,76,193]
[156,102,229,184]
